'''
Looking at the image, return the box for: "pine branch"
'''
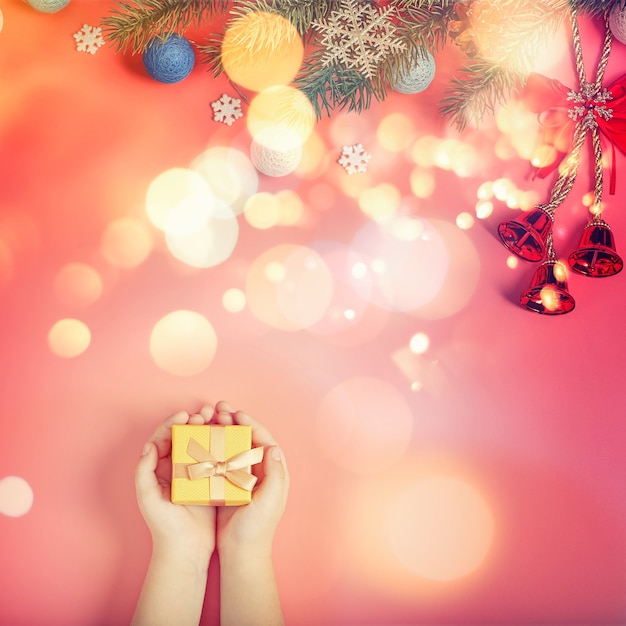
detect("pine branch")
[571,0,621,15]
[296,52,379,118]
[439,61,524,131]
[393,1,456,52]
[101,0,229,54]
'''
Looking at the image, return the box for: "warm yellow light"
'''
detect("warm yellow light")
[410,168,435,199]
[385,475,494,581]
[222,288,246,313]
[475,200,494,219]
[149,310,217,376]
[101,218,152,268]
[377,113,415,152]
[409,332,430,354]
[456,212,474,230]
[247,86,315,151]
[221,11,303,92]
[358,183,401,222]
[244,192,280,230]
[48,318,91,358]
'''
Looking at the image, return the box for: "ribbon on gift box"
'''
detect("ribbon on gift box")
[523,72,626,194]
[173,427,263,505]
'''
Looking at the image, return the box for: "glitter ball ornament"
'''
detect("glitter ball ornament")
[27,0,70,13]
[250,140,302,177]
[392,50,436,95]
[142,34,195,84]
[609,2,626,45]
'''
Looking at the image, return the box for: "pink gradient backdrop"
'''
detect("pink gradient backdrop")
[2,2,626,625]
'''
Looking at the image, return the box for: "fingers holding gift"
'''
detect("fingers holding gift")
[234,410,278,450]
[149,410,190,458]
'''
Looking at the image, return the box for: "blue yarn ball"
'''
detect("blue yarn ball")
[142,34,195,84]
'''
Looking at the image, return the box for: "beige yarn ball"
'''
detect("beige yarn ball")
[610,2,626,44]
[250,140,302,177]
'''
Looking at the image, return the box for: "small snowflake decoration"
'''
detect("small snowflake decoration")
[73,25,105,55]
[338,144,371,174]
[312,0,405,79]
[211,94,243,126]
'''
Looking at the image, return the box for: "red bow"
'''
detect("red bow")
[523,72,626,194]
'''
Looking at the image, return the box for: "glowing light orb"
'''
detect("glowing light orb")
[350,218,448,312]
[385,476,494,581]
[410,332,430,354]
[377,113,415,152]
[150,310,217,376]
[409,219,480,320]
[456,212,475,230]
[191,147,258,215]
[221,12,303,92]
[222,288,246,313]
[54,263,103,307]
[0,476,34,517]
[48,319,91,358]
[244,192,280,230]
[307,242,372,337]
[246,245,333,330]
[410,168,435,199]
[247,86,315,151]
[101,218,152,268]
[315,377,413,474]
[165,202,239,269]
[358,183,401,222]
[146,168,214,232]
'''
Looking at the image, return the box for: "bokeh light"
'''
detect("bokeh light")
[410,332,430,354]
[222,288,246,313]
[456,212,475,230]
[221,12,303,92]
[246,245,333,330]
[409,219,481,319]
[385,475,495,581]
[244,192,280,230]
[0,476,34,517]
[377,112,415,152]
[307,241,372,337]
[315,377,413,474]
[410,168,435,199]
[358,183,401,222]
[165,203,239,269]
[192,147,259,215]
[145,168,214,232]
[247,86,315,152]
[350,218,448,312]
[53,263,103,307]
[101,218,152,268]
[149,310,217,376]
[48,318,91,358]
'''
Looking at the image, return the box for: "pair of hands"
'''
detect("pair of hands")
[135,401,289,564]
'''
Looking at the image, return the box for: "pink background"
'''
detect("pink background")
[2,2,626,625]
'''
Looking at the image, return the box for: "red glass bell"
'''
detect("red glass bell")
[498,207,553,262]
[519,260,575,315]
[568,219,623,277]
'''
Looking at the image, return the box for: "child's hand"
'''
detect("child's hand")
[135,406,217,563]
[213,401,290,558]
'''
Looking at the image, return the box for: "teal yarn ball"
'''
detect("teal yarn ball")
[27,0,70,13]
[142,34,195,84]
[393,50,436,95]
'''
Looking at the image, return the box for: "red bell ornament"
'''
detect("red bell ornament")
[568,219,623,277]
[519,260,576,315]
[498,207,553,262]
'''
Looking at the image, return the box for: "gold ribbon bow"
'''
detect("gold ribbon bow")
[173,428,263,504]
[184,438,263,490]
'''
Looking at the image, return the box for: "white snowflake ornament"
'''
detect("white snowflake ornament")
[338,144,371,175]
[73,24,105,55]
[211,94,243,126]
[313,0,405,79]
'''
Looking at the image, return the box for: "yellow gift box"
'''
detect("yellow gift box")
[171,424,264,506]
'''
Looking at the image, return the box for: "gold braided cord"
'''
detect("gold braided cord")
[541,7,613,249]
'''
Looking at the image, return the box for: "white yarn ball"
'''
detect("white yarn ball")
[609,2,626,44]
[393,50,435,95]
[250,140,302,177]
[27,0,70,12]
